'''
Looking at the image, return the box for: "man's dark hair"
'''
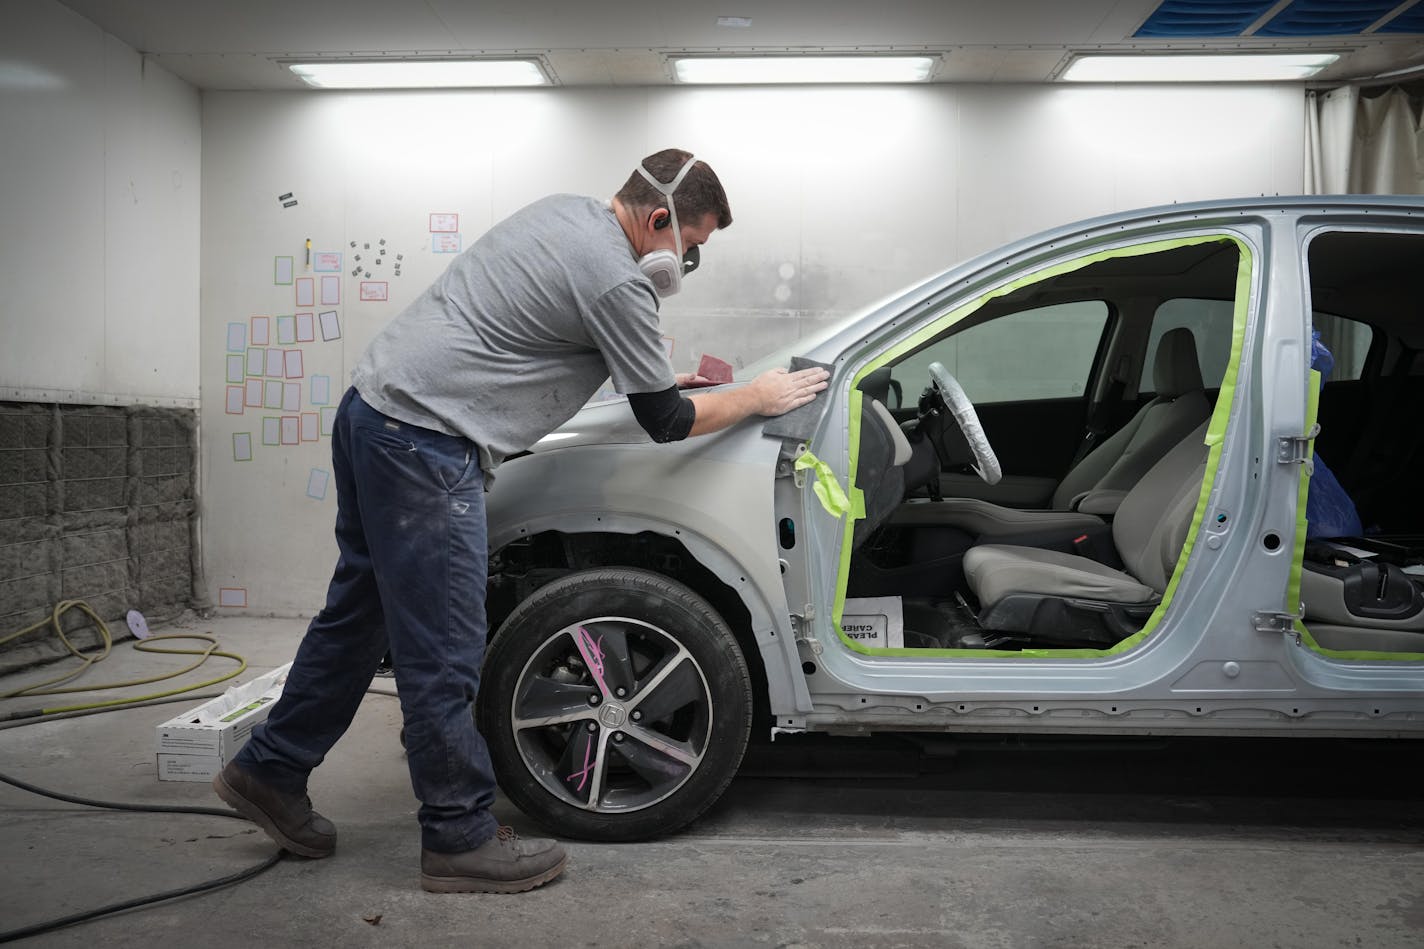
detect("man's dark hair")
[615,148,733,230]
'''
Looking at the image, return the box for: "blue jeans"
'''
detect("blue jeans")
[235,387,498,853]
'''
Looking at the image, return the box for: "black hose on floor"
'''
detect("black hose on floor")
[0,768,287,944]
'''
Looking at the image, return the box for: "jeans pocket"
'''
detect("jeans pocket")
[357,425,417,454]
[420,436,478,493]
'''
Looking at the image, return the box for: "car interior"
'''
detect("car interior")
[843,230,1424,655]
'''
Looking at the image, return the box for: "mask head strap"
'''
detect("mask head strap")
[635,154,697,263]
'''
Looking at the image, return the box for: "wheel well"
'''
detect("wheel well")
[488,530,771,730]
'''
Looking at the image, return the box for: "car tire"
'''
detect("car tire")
[478,566,753,842]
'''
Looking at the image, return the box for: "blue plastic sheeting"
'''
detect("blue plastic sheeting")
[1135,0,1424,37]
[1135,0,1276,37]
[1258,1,1400,36]
[1380,7,1424,33]
[1307,329,1362,540]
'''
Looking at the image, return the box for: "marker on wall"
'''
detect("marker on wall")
[305,238,312,270]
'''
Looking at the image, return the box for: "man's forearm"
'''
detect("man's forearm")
[686,385,761,436]
[682,366,830,437]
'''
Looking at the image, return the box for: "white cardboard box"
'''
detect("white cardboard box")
[155,662,291,782]
[840,596,905,649]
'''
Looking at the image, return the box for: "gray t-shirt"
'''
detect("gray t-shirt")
[352,194,675,476]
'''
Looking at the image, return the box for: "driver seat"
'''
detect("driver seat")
[900,327,1210,540]
[962,420,1209,642]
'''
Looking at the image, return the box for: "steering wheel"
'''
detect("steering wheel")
[925,362,1002,485]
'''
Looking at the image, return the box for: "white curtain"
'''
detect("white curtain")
[1305,85,1424,194]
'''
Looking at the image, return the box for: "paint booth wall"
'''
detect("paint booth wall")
[0,0,202,405]
[200,83,1303,613]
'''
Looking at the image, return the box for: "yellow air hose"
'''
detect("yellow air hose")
[0,600,246,718]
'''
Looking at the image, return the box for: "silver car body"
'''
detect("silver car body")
[487,197,1424,740]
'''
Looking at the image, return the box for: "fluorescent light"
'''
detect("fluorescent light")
[1061,53,1339,83]
[289,60,548,89]
[672,56,935,85]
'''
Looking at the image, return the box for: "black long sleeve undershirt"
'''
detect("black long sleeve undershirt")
[627,385,696,443]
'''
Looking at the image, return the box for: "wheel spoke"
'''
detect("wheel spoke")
[512,675,597,730]
[555,724,603,806]
[614,733,694,786]
[582,731,611,810]
[574,624,636,698]
[628,652,699,725]
[623,723,701,768]
[591,625,638,699]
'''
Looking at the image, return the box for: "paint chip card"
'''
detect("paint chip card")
[306,468,329,500]
[319,310,341,341]
[275,256,294,285]
[218,587,247,608]
[295,312,315,342]
[225,385,244,415]
[310,375,331,405]
[262,416,280,446]
[233,432,252,462]
[300,413,319,442]
[251,316,270,346]
[244,378,263,407]
[284,349,304,379]
[282,382,302,412]
[226,322,247,352]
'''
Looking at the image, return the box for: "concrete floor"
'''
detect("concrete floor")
[2,615,1423,948]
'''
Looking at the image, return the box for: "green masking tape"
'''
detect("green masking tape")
[795,450,851,518]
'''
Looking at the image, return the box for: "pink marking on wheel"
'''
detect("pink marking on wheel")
[566,736,596,793]
[574,625,610,696]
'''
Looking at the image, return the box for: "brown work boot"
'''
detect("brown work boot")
[212,760,336,858]
[420,826,568,893]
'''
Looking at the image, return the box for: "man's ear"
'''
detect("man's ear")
[652,209,671,230]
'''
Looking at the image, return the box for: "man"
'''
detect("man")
[213,149,830,893]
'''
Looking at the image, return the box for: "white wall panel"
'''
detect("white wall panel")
[0,0,200,404]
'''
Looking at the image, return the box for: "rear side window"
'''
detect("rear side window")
[893,301,1110,405]
[1312,312,1373,382]
[1146,298,1235,389]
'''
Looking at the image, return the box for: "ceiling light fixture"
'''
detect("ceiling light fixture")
[1061,53,1339,83]
[671,55,936,85]
[288,59,549,89]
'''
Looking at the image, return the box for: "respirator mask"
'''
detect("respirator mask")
[635,155,702,298]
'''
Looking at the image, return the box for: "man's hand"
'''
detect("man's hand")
[745,366,830,416]
[685,365,830,437]
[675,372,717,389]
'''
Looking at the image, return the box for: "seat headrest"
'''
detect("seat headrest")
[867,398,912,467]
[1153,327,1204,398]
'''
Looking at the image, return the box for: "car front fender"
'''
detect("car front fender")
[485,431,813,716]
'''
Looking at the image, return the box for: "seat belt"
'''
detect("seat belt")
[1069,374,1127,470]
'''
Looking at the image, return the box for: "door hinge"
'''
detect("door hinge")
[1275,425,1320,475]
[792,606,823,654]
[1253,610,1301,634]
